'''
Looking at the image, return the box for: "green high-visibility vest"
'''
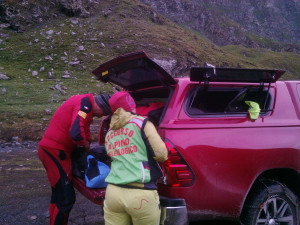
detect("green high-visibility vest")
[104,116,151,185]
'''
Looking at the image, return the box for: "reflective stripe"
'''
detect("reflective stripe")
[128,117,144,129]
[141,162,145,183]
[78,110,87,119]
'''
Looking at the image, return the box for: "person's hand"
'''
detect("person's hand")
[84,141,91,153]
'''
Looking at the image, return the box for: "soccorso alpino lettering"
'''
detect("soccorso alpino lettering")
[106,128,137,158]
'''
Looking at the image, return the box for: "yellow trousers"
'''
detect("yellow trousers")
[104,184,161,225]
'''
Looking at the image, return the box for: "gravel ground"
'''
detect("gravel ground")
[0,141,239,225]
[0,141,103,225]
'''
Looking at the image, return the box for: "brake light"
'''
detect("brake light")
[159,141,194,187]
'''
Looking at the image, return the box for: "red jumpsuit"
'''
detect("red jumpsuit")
[38,94,94,225]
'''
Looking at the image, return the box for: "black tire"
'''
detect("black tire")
[241,180,299,225]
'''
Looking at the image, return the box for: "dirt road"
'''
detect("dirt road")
[0,141,104,225]
[0,142,238,225]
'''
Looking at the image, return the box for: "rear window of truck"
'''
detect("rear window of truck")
[185,86,272,116]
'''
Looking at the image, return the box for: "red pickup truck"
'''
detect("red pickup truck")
[72,52,300,225]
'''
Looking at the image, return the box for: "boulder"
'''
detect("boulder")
[44,109,52,115]
[48,71,54,79]
[58,0,90,17]
[62,71,71,79]
[0,73,10,80]
[153,58,177,74]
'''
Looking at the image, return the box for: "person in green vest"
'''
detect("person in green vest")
[103,91,168,225]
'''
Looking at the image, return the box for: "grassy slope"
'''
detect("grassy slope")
[223,45,300,80]
[0,0,299,141]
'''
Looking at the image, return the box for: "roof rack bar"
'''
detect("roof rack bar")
[190,67,285,83]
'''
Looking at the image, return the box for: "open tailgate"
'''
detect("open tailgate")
[92,51,176,91]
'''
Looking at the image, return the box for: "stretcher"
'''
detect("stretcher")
[72,176,106,205]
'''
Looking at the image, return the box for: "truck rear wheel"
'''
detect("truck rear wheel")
[241,180,299,225]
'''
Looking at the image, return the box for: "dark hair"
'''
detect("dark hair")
[95,94,112,115]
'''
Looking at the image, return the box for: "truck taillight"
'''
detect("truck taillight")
[159,141,194,187]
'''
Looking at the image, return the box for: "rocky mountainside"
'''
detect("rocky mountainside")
[0,0,299,79]
[0,0,264,79]
[1,0,299,52]
[2,0,299,51]
[0,0,103,31]
[140,0,300,52]
[0,0,300,141]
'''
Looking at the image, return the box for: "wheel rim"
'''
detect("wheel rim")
[255,197,294,225]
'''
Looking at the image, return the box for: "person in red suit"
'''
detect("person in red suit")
[38,93,111,225]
